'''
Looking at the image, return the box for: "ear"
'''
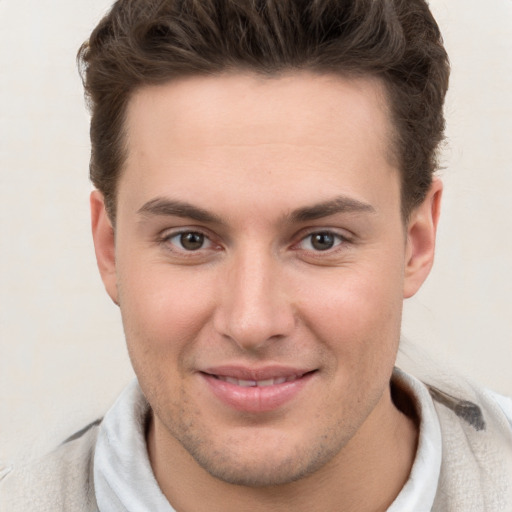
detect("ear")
[90,190,119,305]
[403,179,443,299]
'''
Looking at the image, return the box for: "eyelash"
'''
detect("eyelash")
[294,230,347,252]
[158,228,350,257]
[159,230,217,254]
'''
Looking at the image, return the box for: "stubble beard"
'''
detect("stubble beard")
[153,395,358,488]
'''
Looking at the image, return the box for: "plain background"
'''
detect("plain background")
[1,0,511,464]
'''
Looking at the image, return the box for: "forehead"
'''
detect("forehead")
[125,71,393,153]
[120,72,399,217]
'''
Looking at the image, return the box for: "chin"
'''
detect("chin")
[176,427,346,488]
[195,454,326,488]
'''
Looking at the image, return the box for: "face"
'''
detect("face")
[92,72,439,487]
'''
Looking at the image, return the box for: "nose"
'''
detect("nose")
[213,247,296,352]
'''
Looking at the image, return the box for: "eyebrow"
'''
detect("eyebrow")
[290,196,375,222]
[137,198,223,224]
[137,195,375,224]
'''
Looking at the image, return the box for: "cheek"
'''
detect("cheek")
[117,258,216,359]
[296,260,404,366]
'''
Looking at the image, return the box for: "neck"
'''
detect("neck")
[147,386,418,512]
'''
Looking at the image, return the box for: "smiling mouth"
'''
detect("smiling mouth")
[201,370,316,412]
[209,373,307,388]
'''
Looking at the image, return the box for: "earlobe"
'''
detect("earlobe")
[90,190,119,305]
[403,179,443,299]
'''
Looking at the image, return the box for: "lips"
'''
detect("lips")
[214,374,302,387]
[200,366,316,413]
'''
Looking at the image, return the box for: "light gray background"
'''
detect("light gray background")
[1,0,511,463]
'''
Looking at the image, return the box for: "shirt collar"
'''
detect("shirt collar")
[94,369,442,512]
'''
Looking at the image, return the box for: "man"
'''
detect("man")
[2,0,511,510]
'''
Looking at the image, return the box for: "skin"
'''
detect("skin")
[91,72,442,512]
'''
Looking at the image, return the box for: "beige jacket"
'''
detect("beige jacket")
[2,379,512,512]
[1,424,99,512]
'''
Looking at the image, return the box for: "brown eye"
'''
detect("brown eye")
[164,230,217,256]
[310,232,336,251]
[179,232,205,250]
[297,231,345,252]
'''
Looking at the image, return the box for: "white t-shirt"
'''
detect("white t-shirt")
[93,369,493,511]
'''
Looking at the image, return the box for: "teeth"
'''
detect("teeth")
[238,379,257,387]
[216,375,300,387]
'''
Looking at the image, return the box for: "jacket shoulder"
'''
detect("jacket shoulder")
[0,420,100,512]
[429,381,512,511]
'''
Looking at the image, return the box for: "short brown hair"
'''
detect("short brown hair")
[78,0,449,221]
